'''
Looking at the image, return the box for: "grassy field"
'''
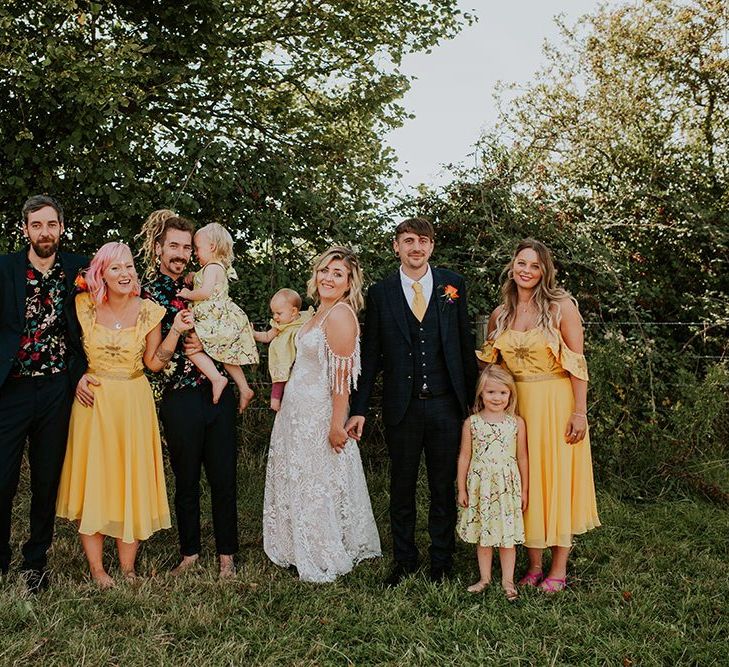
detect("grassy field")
[1,436,727,666]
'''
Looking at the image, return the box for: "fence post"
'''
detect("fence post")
[474,315,489,349]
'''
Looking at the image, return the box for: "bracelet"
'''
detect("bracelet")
[572,412,587,418]
[171,326,181,336]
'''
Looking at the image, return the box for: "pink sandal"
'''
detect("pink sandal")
[517,570,543,587]
[539,576,567,593]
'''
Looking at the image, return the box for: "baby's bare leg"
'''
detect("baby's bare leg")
[188,351,228,404]
[224,363,254,413]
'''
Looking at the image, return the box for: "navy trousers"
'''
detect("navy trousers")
[159,383,239,557]
[385,393,462,568]
[0,373,73,572]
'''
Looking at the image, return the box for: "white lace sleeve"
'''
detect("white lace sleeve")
[320,304,361,395]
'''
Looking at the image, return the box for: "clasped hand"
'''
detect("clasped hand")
[328,424,349,454]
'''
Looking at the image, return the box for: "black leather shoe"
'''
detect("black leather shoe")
[384,563,417,587]
[429,564,452,583]
[21,568,49,594]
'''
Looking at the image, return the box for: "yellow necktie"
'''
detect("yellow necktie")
[411,281,426,321]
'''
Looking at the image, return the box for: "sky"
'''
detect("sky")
[387,1,609,195]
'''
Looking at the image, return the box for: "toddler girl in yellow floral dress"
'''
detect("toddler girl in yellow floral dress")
[177,223,258,412]
[456,365,528,601]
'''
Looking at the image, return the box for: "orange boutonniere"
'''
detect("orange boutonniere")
[438,284,459,310]
[74,272,88,292]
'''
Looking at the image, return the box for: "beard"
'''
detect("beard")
[30,237,60,258]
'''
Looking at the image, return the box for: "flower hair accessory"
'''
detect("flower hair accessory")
[74,271,89,292]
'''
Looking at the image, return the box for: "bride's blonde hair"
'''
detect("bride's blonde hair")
[491,238,577,341]
[306,246,364,313]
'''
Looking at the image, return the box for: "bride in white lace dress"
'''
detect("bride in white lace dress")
[263,246,381,582]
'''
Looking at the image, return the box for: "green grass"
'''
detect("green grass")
[1,439,727,666]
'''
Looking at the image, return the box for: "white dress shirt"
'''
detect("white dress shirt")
[399,265,433,313]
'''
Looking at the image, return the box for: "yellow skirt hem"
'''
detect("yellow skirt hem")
[56,513,171,543]
[523,519,601,549]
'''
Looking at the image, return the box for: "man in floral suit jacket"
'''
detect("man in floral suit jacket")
[348,217,477,586]
[0,195,87,592]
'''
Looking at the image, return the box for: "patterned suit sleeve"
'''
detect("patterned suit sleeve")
[349,284,382,417]
[456,275,478,406]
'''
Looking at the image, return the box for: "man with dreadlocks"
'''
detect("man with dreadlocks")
[138,211,239,579]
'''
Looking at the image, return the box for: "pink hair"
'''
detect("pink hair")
[84,242,140,305]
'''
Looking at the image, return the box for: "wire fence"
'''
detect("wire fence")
[236,319,728,412]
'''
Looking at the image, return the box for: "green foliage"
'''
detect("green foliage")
[0,0,468,316]
[397,0,729,501]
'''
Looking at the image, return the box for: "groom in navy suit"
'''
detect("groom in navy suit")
[347,217,477,585]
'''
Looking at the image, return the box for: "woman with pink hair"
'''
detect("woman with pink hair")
[56,242,193,588]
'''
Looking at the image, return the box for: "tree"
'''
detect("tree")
[0,0,468,315]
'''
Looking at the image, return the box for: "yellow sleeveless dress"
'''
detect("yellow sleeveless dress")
[56,293,171,542]
[477,328,600,548]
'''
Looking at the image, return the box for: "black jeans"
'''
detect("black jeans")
[0,373,73,572]
[159,383,238,556]
[385,393,462,569]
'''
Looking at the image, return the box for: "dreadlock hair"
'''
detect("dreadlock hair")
[135,210,195,280]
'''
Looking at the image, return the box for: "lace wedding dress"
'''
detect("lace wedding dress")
[263,304,381,582]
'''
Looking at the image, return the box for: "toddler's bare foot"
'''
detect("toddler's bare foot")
[91,570,115,589]
[170,554,199,576]
[219,555,236,580]
[238,387,254,413]
[123,569,139,583]
[211,375,229,405]
[467,579,491,593]
[270,397,281,412]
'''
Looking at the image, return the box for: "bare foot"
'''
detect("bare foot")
[237,387,254,413]
[170,554,199,576]
[219,555,236,580]
[211,375,229,405]
[503,583,519,601]
[91,570,115,589]
[270,398,281,412]
[467,579,491,593]
[123,570,139,583]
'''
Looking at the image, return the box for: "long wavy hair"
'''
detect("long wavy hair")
[84,242,140,305]
[491,238,576,341]
[306,246,364,313]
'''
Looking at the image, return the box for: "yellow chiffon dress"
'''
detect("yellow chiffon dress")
[56,293,171,543]
[477,328,600,548]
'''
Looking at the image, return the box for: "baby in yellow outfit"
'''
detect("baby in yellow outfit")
[254,288,313,411]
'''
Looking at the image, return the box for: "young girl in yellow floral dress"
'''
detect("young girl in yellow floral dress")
[457,365,528,601]
[177,223,258,412]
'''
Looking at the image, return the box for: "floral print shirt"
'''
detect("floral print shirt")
[11,258,68,377]
[143,272,208,390]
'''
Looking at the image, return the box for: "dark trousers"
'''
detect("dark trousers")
[385,394,462,568]
[0,373,73,572]
[159,383,238,556]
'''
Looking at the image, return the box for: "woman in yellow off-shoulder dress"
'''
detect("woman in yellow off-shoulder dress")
[477,239,599,593]
[56,242,193,588]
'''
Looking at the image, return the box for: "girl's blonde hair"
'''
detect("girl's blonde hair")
[491,238,578,341]
[197,223,234,268]
[306,246,364,313]
[473,365,517,415]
